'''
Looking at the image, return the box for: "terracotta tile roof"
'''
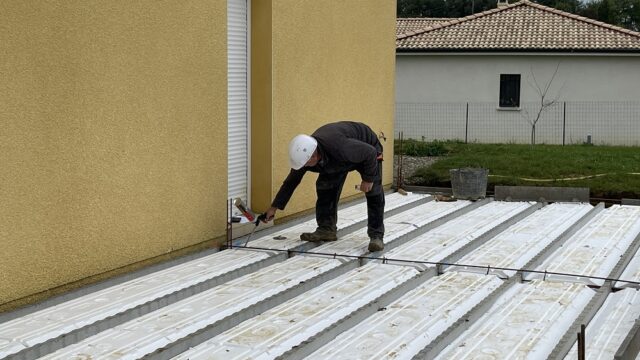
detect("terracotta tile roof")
[396,18,455,36]
[397,0,640,52]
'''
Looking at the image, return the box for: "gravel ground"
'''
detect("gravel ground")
[392,155,440,186]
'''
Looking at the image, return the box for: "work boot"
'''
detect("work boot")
[300,228,338,242]
[368,237,384,252]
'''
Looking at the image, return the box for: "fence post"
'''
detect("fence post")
[563,101,566,146]
[465,102,469,144]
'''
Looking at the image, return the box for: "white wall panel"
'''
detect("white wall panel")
[228,0,249,205]
[395,54,640,145]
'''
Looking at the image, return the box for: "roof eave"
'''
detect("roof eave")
[396,48,640,54]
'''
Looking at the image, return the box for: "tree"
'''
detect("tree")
[397,0,446,17]
[521,63,563,145]
[617,0,640,31]
[397,0,640,32]
[536,0,583,13]
[397,0,500,17]
[581,0,640,31]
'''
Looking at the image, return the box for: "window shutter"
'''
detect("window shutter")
[228,0,249,206]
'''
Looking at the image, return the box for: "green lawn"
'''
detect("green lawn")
[402,141,640,199]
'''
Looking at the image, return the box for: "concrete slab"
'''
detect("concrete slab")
[435,281,596,360]
[0,193,429,359]
[173,263,421,359]
[246,192,430,250]
[312,199,472,257]
[0,249,279,359]
[307,272,504,360]
[36,256,352,360]
[564,289,640,359]
[384,201,533,269]
[449,203,593,278]
[4,194,640,360]
[525,205,640,286]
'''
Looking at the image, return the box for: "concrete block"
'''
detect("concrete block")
[622,198,640,206]
[494,186,589,203]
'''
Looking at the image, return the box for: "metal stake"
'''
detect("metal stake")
[226,198,233,249]
[396,131,405,190]
[578,323,586,360]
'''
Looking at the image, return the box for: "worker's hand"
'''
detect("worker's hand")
[263,207,277,223]
[359,181,373,193]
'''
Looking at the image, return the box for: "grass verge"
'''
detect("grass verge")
[403,142,640,199]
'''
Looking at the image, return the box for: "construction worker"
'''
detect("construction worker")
[263,121,385,252]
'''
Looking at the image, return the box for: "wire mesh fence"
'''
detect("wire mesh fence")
[396,101,640,146]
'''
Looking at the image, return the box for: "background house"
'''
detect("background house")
[0,0,396,312]
[396,0,640,145]
[396,17,454,35]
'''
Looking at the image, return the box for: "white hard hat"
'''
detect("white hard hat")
[288,134,317,170]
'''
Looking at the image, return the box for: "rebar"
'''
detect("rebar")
[225,198,233,249]
[396,131,405,190]
[227,243,640,287]
[578,324,586,360]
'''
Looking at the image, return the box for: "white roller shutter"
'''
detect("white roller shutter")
[227,0,249,208]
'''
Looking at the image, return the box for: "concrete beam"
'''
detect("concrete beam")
[494,186,589,203]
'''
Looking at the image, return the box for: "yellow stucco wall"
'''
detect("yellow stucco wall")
[1,0,395,311]
[252,0,397,217]
[251,0,273,212]
[0,1,228,309]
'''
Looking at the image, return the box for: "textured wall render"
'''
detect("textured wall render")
[0,0,227,307]
[259,0,396,217]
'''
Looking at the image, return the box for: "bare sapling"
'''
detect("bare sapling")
[521,62,564,145]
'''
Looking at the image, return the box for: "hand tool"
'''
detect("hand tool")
[243,213,267,247]
[233,198,267,247]
[234,198,255,222]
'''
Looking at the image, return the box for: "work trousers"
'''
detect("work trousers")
[315,160,385,239]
